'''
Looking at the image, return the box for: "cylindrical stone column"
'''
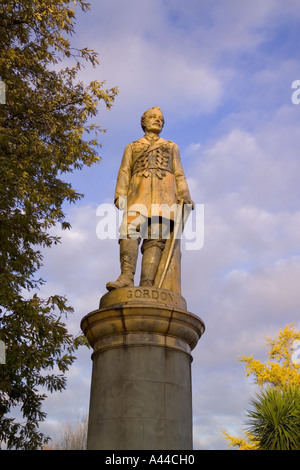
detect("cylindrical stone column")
[81,287,205,450]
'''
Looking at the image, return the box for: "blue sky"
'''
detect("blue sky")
[37,0,300,449]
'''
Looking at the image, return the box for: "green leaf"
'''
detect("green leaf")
[0,0,118,449]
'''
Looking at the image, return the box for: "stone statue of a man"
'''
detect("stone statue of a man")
[106,106,193,291]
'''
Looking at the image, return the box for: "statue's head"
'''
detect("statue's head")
[141,106,165,133]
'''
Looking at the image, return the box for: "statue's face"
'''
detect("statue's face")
[144,109,164,134]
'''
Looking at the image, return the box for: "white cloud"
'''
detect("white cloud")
[189,103,300,213]
[92,36,224,127]
[73,0,229,131]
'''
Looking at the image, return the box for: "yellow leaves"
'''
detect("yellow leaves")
[33,12,43,22]
[223,324,300,449]
[267,323,300,364]
[222,431,259,450]
[239,323,300,388]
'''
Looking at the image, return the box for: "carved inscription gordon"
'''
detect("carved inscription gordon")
[99,286,187,310]
[126,288,174,303]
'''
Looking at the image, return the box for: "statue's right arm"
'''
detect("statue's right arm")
[114,144,133,209]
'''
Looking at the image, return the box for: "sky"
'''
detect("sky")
[35,0,300,450]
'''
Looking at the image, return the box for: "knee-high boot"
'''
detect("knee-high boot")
[139,243,164,287]
[106,238,139,291]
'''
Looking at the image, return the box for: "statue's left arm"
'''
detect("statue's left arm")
[172,143,194,207]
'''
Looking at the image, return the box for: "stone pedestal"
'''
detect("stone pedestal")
[81,287,205,450]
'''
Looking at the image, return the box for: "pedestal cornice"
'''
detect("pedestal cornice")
[81,287,205,356]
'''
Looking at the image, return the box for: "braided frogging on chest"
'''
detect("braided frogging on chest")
[131,142,173,179]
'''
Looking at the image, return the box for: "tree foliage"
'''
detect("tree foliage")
[0,0,118,449]
[246,386,300,450]
[222,430,259,450]
[223,324,300,450]
[240,323,300,388]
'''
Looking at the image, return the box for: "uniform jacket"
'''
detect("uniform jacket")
[114,136,191,220]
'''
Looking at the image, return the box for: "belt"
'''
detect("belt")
[131,165,173,178]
